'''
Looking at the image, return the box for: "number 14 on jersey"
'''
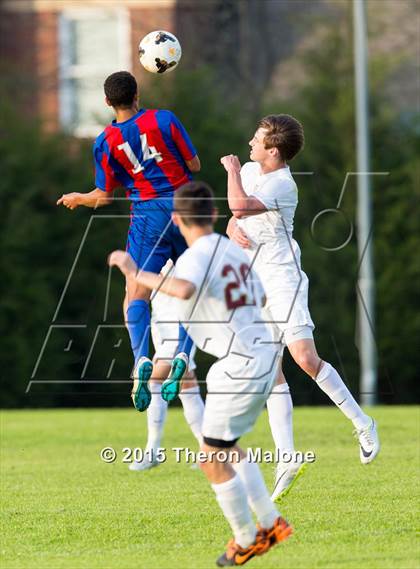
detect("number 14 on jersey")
[117,134,162,174]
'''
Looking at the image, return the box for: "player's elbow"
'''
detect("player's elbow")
[231,197,264,218]
[187,156,201,173]
[232,209,246,219]
[93,188,113,207]
[101,196,113,206]
[178,282,196,300]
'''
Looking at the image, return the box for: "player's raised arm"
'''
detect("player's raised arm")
[220,155,266,218]
[56,188,113,210]
[108,250,196,300]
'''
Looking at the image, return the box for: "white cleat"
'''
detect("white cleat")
[129,454,158,472]
[271,457,307,503]
[354,418,380,464]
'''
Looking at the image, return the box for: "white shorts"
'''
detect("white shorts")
[263,319,314,357]
[151,292,197,372]
[255,262,315,353]
[201,350,277,442]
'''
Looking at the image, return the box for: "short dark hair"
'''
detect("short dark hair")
[174,181,215,227]
[104,71,137,108]
[258,114,304,161]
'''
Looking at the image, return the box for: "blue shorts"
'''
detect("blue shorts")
[126,197,187,273]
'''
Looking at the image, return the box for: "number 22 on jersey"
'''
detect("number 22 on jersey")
[222,263,256,310]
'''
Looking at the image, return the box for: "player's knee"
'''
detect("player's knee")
[129,289,150,302]
[295,350,320,377]
[275,365,286,385]
[181,381,197,390]
[198,450,234,483]
[199,443,217,478]
[181,371,198,390]
[198,458,212,477]
[126,279,150,303]
[200,438,238,478]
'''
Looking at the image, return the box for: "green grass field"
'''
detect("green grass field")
[1,406,419,569]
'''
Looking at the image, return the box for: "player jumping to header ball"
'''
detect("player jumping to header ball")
[57,71,200,413]
[109,181,293,566]
[221,114,380,501]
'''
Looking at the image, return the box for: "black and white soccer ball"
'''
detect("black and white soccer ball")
[138,30,182,74]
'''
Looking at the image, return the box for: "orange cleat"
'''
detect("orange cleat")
[258,516,293,546]
[216,534,270,566]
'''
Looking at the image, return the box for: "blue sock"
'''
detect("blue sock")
[126,299,150,363]
[177,323,193,356]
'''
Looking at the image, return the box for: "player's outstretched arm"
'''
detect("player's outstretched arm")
[108,251,196,300]
[56,188,113,210]
[220,155,266,218]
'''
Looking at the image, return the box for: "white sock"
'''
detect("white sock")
[145,382,168,453]
[179,385,204,443]
[233,458,279,529]
[315,362,371,430]
[211,475,257,548]
[266,383,295,460]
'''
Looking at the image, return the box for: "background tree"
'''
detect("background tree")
[1,23,418,407]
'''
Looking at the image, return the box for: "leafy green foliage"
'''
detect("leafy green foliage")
[0,104,130,406]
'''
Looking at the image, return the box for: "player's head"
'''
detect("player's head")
[172,181,217,234]
[104,71,138,109]
[249,114,304,163]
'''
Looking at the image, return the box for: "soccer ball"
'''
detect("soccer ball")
[138,31,182,74]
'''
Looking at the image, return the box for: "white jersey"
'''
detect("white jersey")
[173,233,277,360]
[238,161,300,266]
[237,161,314,331]
[172,234,279,442]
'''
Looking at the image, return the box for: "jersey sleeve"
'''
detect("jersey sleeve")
[93,139,121,193]
[169,113,197,162]
[240,162,257,180]
[250,178,297,210]
[239,162,258,193]
[174,248,207,291]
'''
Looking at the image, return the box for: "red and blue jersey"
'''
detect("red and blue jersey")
[93,109,197,203]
